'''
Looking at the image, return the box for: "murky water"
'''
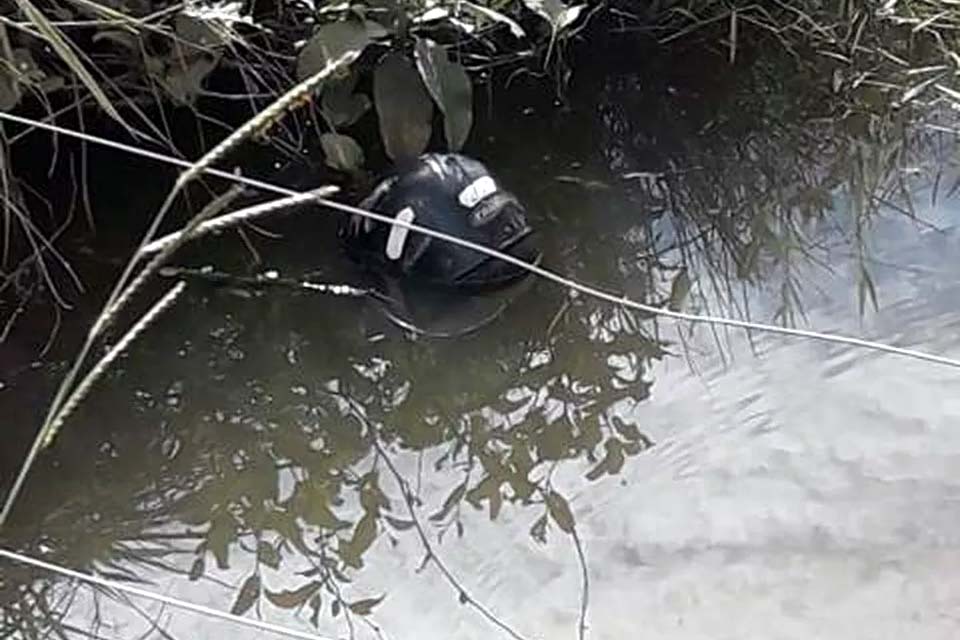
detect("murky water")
[2,46,960,639]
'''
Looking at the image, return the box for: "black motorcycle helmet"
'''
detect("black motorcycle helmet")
[339,154,541,290]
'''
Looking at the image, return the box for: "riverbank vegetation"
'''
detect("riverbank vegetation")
[1,1,959,315]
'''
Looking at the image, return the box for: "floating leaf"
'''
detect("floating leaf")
[414,38,473,151]
[257,541,281,570]
[373,52,433,161]
[188,556,205,581]
[264,581,321,609]
[297,20,372,80]
[348,594,385,615]
[230,574,261,615]
[545,490,575,533]
[320,133,364,172]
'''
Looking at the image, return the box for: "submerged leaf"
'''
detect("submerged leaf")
[230,574,261,615]
[373,52,433,161]
[320,133,364,172]
[414,38,473,151]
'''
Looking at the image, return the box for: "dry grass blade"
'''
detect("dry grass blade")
[13,0,128,129]
[137,187,338,256]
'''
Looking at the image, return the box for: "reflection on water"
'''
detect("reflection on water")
[2,43,960,640]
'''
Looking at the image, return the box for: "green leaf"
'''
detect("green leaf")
[230,574,261,616]
[297,20,371,80]
[321,72,371,127]
[545,490,576,533]
[414,38,473,151]
[320,133,364,172]
[347,594,385,616]
[256,541,281,570]
[373,52,433,161]
[264,581,321,609]
[331,599,342,618]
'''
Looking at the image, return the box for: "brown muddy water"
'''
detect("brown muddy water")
[2,47,960,640]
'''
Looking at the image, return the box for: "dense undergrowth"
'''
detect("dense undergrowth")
[1,1,959,316]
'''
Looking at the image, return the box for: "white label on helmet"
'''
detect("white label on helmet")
[458,175,497,208]
[386,206,416,261]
